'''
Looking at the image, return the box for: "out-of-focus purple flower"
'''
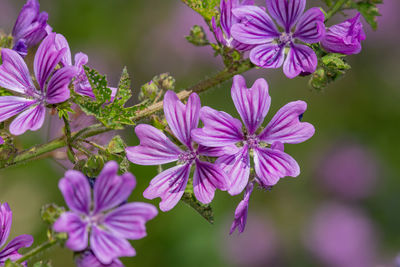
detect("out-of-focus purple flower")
[321,13,366,55]
[0,33,76,135]
[0,137,3,145]
[212,0,254,51]
[76,250,124,267]
[126,91,230,212]
[304,202,377,267]
[231,0,325,78]
[54,34,117,100]
[316,141,379,200]
[53,161,158,265]
[12,0,50,57]
[0,202,34,265]
[192,75,315,196]
[230,182,254,234]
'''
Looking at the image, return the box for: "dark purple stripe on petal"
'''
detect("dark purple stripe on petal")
[282,43,317,78]
[266,0,306,32]
[9,104,45,135]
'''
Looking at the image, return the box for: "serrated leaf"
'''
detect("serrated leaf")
[181,0,220,22]
[352,1,381,30]
[107,135,126,154]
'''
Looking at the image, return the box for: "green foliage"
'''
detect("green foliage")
[351,0,382,30]
[41,204,65,225]
[32,261,52,267]
[4,260,23,267]
[55,102,74,120]
[139,73,176,102]
[0,34,13,50]
[186,25,209,46]
[181,180,214,224]
[0,88,12,96]
[310,53,351,90]
[181,0,220,22]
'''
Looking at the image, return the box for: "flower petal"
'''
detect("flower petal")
[54,33,72,66]
[0,96,36,122]
[191,106,243,147]
[53,212,88,251]
[0,203,12,248]
[126,124,182,165]
[231,6,279,45]
[266,0,306,32]
[231,75,271,134]
[259,100,315,144]
[0,49,35,94]
[253,147,300,186]
[143,164,191,212]
[193,160,230,204]
[90,226,136,265]
[93,161,136,214]
[45,66,75,104]
[12,0,40,39]
[216,146,250,195]
[163,91,200,148]
[294,7,325,43]
[283,43,317,79]
[197,144,239,157]
[103,202,158,240]
[58,170,91,214]
[34,33,67,90]
[0,235,33,263]
[9,104,45,135]
[249,43,285,69]
[230,182,253,234]
[75,250,124,267]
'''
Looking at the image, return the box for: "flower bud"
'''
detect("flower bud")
[185,25,209,46]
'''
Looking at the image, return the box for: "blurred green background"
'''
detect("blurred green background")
[0,0,400,266]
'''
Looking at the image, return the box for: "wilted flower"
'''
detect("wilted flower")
[231,0,325,78]
[0,33,76,135]
[321,13,366,55]
[53,161,158,265]
[0,202,34,265]
[230,182,253,234]
[76,250,124,267]
[12,0,51,57]
[126,91,230,212]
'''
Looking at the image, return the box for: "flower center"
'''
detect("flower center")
[244,134,259,149]
[278,32,293,46]
[178,150,197,164]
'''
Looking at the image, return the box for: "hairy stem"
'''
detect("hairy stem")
[16,239,58,264]
[325,0,348,21]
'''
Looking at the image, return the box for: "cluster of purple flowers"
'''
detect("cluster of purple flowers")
[212,0,366,78]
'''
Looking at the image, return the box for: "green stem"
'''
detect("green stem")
[325,0,348,21]
[15,239,58,264]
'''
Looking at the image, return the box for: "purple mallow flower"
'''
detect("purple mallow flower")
[12,0,50,57]
[192,74,315,195]
[0,202,34,265]
[230,0,325,78]
[230,182,253,234]
[321,13,366,55]
[53,161,157,265]
[212,0,254,51]
[0,33,76,135]
[126,91,230,212]
[76,250,123,267]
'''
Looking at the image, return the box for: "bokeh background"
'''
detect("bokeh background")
[0,0,400,266]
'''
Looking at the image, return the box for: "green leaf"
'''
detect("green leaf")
[107,135,126,154]
[4,260,23,267]
[181,0,220,22]
[186,25,209,46]
[352,0,382,30]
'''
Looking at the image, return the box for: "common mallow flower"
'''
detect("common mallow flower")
[126,91,230,212]
[230,182,253,234]
[321,13,366,55]
[212,0,254,51]
[230,0,325,78]
[75,250,123,267]
[53,161,157,265]
[12,0,50,57]
[0,33,76,135]
[0,202,34,265]
[192,75,315,195]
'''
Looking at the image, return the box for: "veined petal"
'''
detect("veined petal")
[58,170,91,214]
[0,49,35,94]
[143,164,191,212]
[126,124,182,165]
[193,160,230,204]
[75,250,124,267]
[17,11,49,47]
[53,212,88,251]
[54,33,72,66]
[249,43,285,69]
[34,33,67,90]
[283,43,317,79]
[231,6,279,45]
[259,100,315,144]
[197,144,239,157]
[231,75,271,134]
[75,52,89,68]
[266,0,306,32]
[253,147,300,186]
[216,146,250,195]
[230,182,253,234]
[9,104,45,135]
[163,91,200,148]
[0,96,36,122]
[191,106,243,147]
[45,66,76,104]
[294,7,325,43]
[91,226,136,265]
[12,0,40,39]
[103,202,157,240]
[0,235,33,263]
[0,203,12,248]
[93,161,136,214]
